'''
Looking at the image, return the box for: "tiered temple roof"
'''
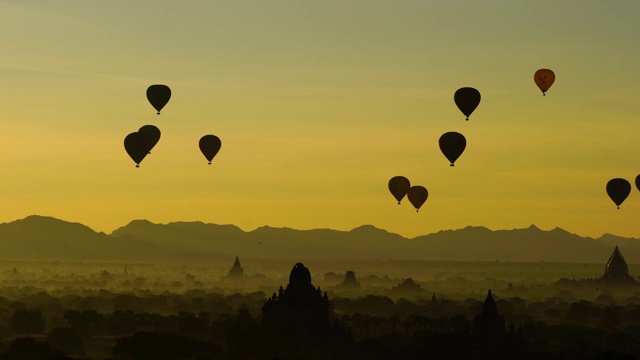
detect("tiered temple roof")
[602,246,636,284]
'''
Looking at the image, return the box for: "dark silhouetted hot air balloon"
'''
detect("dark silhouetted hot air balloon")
[199,135,222,164]
[454,87,481,120]
[388,176,411,204]
[534,69,555,96]
[606,178,631,209]
[635,174,640,192]
[146,85,171,114]
[124,132,150,168]
[138,125,161,154]
[407,186,428,212]
[439,132,466,166]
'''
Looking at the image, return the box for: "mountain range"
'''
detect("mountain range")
[0,215,637,263]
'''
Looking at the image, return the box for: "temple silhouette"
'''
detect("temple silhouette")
[226,256,244,279]
[429,292,439,306]
[256,263,351,359]
[336,270,361,289]
[556,245,638,289]
[472,289,506,342]
[601,246,636,284]
[391,277,425,296]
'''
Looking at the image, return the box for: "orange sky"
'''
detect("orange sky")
[1,1,639,238]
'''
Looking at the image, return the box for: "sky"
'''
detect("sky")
[0,1,639,239]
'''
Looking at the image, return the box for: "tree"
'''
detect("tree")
[112,331,224,360]
[9,309,45,336]
[47,327,85,355]
[0,337,70,360]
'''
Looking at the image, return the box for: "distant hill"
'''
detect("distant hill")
[410,225,609,262]
[0,216,167,262]
[0,215,638,263]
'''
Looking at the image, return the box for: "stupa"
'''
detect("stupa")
[601,246,636,284]
[472,289,506,341]
[227,256,244,278]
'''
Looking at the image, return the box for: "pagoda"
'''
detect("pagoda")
[336,270,361,289]
[259,263,350,359]
[391,277,425,296]
[472,289,506,342]
[227,256,244,278]
[601,246,636,284]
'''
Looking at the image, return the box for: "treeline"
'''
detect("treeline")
[0,289,638,358]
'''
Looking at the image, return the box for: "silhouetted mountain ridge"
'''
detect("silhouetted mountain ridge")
[411,225,609,262]
[1,215,639,262]
[0,216,167,261]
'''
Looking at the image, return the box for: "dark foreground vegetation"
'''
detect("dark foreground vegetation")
[0,260,639,359]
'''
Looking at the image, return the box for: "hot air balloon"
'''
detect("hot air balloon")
[124,132,150,167]
[199,135,222,164]
[138,125,161,154]
[388,176,411,204]
[635,174,640,192]
[146,85,171,114]
[606,178,631,209]
[534,69,555,96]
[454,87,481,120]
[407,186,428,212]
[439,132,466,166]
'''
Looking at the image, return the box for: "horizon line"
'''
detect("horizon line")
[2,214,634,241]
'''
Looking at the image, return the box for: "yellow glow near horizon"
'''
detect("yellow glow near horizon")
[0,1,639,239]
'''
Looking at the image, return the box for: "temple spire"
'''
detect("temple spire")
[227,256,244,278]
[473,289,505,340]
[482,289,498,314]
[602,246,635,283]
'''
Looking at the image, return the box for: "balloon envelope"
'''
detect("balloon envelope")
[534,69,555,95]
[407,186,428,212]
[388,176,411,204]
[439,132,466,166]
[199,135,222,164]
[138,125,161,153]
[146,85,171,114]
[606,178,631,209]
[124,132,150,167]
[636,174,640,192]
[454,87,481,120]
